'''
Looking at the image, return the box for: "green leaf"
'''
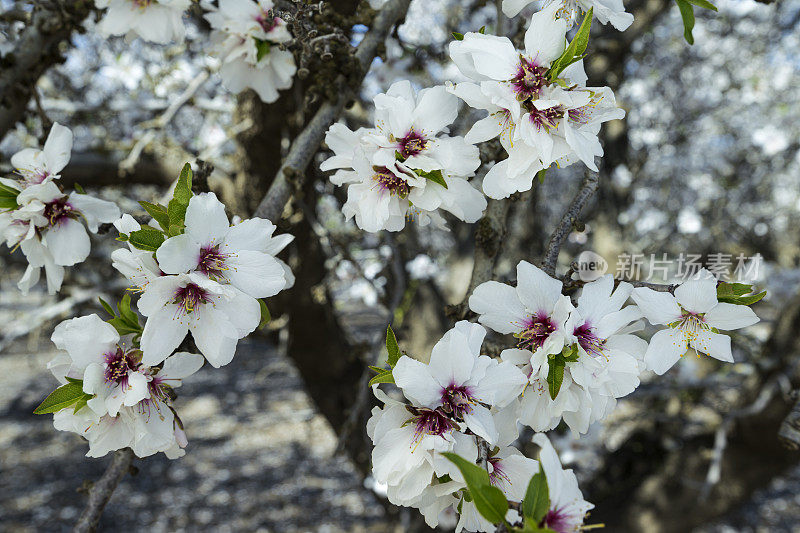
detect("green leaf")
[478,25,486,34]
[0,196,19,209]
[0,181,21,196]
[73,183,86,194]
[522,465,550,525]
[117,293,138,324]
[536,169,547,184]
[416,169,448,189]
[139,201,170,231]
[259,299,271,329]
[98,297,116,317]
[452,31,464,41]
[676,0,695,44]
[734,290,767,305]
[33,381,91,415]
[255,38,272,62]
[108,317,143,336]
[368,369,395,387]
[386,325,401,367]
[167,163,193,230]
[716,282,767,306]
[128,227,166,252]
[684,0,717,10]
[548,8,592,80]
[442,452,509,526]
[561,344,579,363]
[546,357,566,400]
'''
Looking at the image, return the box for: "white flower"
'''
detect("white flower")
[469,260,572,355]
[10,122,73,186]
[367,394,457,505]
[393,321,528,444]
[156,192,293,298]
[138,272,260,367]
[203,0,296,103]
[564,274,646,397]
[321,81,486,232]
[111,214,163,292]
[448,5,625,198]
[632,269,760,375]
[532,433,594,533]
[1,181,119,294]
[502,0,634,31]
[48,314,203,458]
[95,0,190,44]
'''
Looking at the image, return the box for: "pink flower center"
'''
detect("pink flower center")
[512,57,548,100]
[372,166,409,198]
[440,384,474,419]
[488,457,512,487]
[174,283,211,315]
[516,312,556,351]
[42,197,74,226]
[542,506,580,533]
[197,245,230,279]
[397,130,427,159]
[256,10,279,32]
[104,346,140,386]
[528,105,564,132]
[574,322,605,358]
[410,407,457,440]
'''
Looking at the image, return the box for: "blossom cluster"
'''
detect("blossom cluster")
[93,0,297,103]
[32,164,294,459]
[321,81,487,232]
[502,0,634,31]
[0,124,120,294]
[368,265,761,529]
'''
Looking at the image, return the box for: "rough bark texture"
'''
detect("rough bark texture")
[0,1,93,140]
[72,448,135,533]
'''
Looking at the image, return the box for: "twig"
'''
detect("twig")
[253,0,412,221]
[779,391,800,450]
[541,172,599,277]
[73,448,135,533]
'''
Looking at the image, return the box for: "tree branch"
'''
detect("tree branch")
[541,172,599,277]
[253,0,412,221]
[73,448,135,533]
[0,0,93,140]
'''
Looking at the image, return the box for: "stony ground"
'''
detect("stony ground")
[0,327,398,532]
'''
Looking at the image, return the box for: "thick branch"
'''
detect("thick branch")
[73,448,135,533]
[541,172,599,277]
[0,1,92,140]
[253,0,411,220]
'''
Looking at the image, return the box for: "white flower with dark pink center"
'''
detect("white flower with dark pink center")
[632,269,760,375]
[10,122,73,186]
[95,0,190,44]
[156,192,293,298]
[111,214,163,292]
[532,433,594,533]
[320,81,487,233]
[203,0,296,103]
[1,180,119,294]
[469,261,572,356]
[138,272,260,368]
[392,321,527,445]
[502,0,634,32]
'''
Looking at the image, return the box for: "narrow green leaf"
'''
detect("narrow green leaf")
[452,32,464,41]
[386,325,401,367]
[33,381,88,414]
[684,0,717,11]
[0,181,20,196]
[442,452,509,525]
[536,169,547,184]
[368,370,395,387]
[167,163,193,229]
[676,0,696,44]
[128,227,166,252]
[548,8,592,80]
[735,290,767,305]
[73,183,86,194]
[546,358,565,400]
[139,201,171,231]
[108,317,143,336]
[0,196,19,209]
[478,25,486,34]
[117,293,139,325]
[259,299,271,329]
[416,169,448,189]
[522,466,550,524]
[717,282,754,298]
[98,297,116,318]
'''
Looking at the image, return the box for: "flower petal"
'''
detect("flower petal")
[185,192,230,246]
[516,261,562,314]
[469,281,527,334]
[674,271,718,313]
[690,330,733,363]
[631,287,682,326]
[645,328,688,375]
[704,303,759,331]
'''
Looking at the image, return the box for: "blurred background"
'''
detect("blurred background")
[1,0,799,531]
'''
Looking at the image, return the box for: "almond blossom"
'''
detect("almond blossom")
[448,4,625,198]
[47,313,203,458]
[155,192,294,298]
[202,0,297,103]
[392,321,528,444]
[95,0,190,44]
[9,122,73,186]
[138,272,261,367]
[632,269,760,375]
[321,81,486,232]
[502,0,634,31]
